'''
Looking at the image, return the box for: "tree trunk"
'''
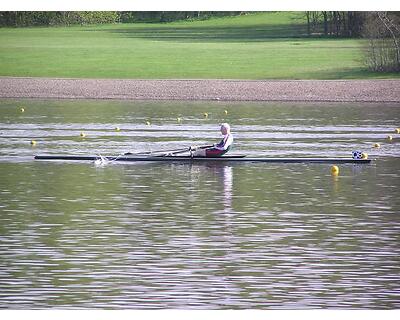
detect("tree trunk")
[323,11,328,36]
[306,11,310,36]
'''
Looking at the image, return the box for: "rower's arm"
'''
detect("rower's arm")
[214,134,233,150]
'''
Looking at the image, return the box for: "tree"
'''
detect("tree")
[363,12,400,72]
[302,11,364,38]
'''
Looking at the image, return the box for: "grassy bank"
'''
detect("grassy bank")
[0,12,398,80]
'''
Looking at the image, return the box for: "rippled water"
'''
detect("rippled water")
[0,99,399,309]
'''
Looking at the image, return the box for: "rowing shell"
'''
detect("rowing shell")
[34,155,371,164]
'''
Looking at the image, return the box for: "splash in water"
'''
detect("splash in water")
[94,155,109,166]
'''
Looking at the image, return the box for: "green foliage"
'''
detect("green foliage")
[0,12,120,27]
[0,12,244,27]
[77,12,120,25]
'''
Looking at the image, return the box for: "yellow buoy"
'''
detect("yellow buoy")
[177,117,182,123]
[395,128,400,134]
[331,165,339,176]
[146,121,151,126]
[20,107,25,113]
[373,143,380,148]
[224,110,228,115]
[387,135,393,141]
[80,132,86,138]
[115,127,120,132]
[361,152,368,159]
[30,140,37,146]
[203,112,208,118]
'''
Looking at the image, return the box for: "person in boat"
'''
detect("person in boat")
[191,123,233,157]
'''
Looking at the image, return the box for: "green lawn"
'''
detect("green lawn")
[0,12,398,79]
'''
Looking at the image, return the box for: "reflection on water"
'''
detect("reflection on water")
[221,166,233,213]
[0,100,400,309]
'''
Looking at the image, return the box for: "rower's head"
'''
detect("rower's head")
[220,123,230,135]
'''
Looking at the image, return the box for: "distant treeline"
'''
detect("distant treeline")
[0,12,119,26]
[119,11,243,23]
[0,12,244,27]
[305,11,364,37]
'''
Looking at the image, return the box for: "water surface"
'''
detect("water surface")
[0,100,399,309]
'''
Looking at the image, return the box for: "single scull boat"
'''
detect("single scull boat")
[34,155,371,164]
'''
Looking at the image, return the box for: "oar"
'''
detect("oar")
[172,145,213,154]
[156,145,214,157]
[124,147,191,156]
[125,145,213,156]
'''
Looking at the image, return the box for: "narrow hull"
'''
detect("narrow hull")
[34,155,371,164]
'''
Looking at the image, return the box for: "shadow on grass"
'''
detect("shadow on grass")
[95,23,315,43]
[304,67,400,79]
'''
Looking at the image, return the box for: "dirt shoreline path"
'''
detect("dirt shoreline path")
[1,77,400,103]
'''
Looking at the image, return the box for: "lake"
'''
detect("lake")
[0,99,399,309]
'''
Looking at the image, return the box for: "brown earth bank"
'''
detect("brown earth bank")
[1,77,400,103]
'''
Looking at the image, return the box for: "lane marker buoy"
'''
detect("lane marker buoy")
[361,152,368,159]
[20,107,25,113]
[395,128,400,134]
[331,165,339,176]
[80,132,86,138]
[203,112,208,118]
[146,121,151,126]
[115,127,120,132]
[30,140,37,146]
[387,135,393,141]
[373,143,380,148]
[224,110,228,115]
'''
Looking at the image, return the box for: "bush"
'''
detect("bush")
[0,12,119,27]
[0,11,244,27]
[363,12,400,72]
[76,12,119,25]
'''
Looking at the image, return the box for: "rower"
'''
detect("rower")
[191,123,233,157]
